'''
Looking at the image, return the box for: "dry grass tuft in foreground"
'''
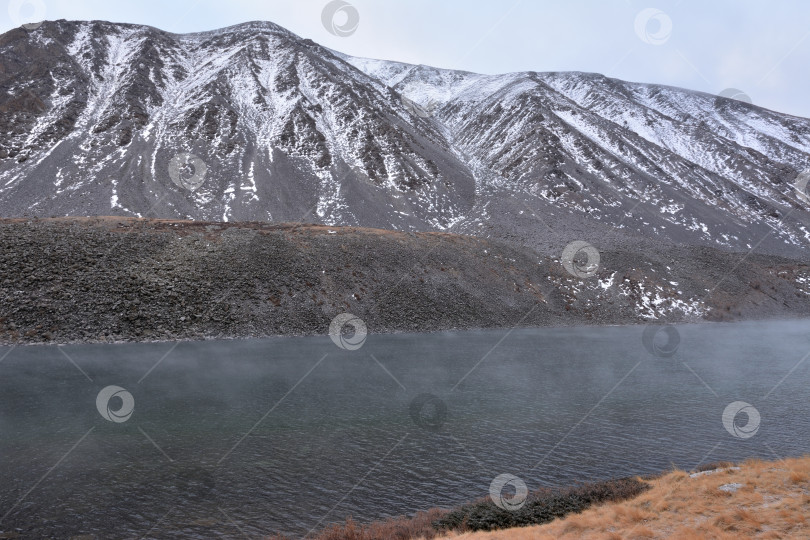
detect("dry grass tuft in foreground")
[267,509,450,540]
[314,509,450,540]
[433,455,810,539]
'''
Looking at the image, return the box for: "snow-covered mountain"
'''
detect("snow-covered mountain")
[0,20,475,230]
[2,20,810,257]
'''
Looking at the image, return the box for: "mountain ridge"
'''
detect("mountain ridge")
[1,19,809,258]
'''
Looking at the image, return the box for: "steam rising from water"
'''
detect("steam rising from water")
[1,320,809,537]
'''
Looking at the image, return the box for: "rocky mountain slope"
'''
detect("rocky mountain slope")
[2,218,809,345]
[0,20,475,230]
[1,20,810,259]
[346,56,810,257]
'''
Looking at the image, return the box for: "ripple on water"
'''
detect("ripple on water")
[0,320,808,537]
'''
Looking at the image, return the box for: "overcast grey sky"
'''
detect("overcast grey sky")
[4,0,810,118]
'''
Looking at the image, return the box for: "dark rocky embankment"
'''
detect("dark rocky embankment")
[1,217,809,344]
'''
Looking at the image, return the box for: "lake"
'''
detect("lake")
[1,319,809,538]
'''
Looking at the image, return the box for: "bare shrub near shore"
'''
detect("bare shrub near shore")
[288,477,648,539]
[434,477,649,532]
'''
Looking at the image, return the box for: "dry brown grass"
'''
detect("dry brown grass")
[431,455,810,539]
[316,509,451,540]
[266,508,451,540]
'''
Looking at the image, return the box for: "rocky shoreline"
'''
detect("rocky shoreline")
[295,476,650,540]
[430,455,810,539]
[1,217,810,345]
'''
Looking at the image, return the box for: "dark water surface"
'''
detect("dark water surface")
[1,320,809,538]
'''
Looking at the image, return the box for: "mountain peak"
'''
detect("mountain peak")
[0,19,808,258]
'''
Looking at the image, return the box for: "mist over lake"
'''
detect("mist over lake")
[1,319,808,538]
